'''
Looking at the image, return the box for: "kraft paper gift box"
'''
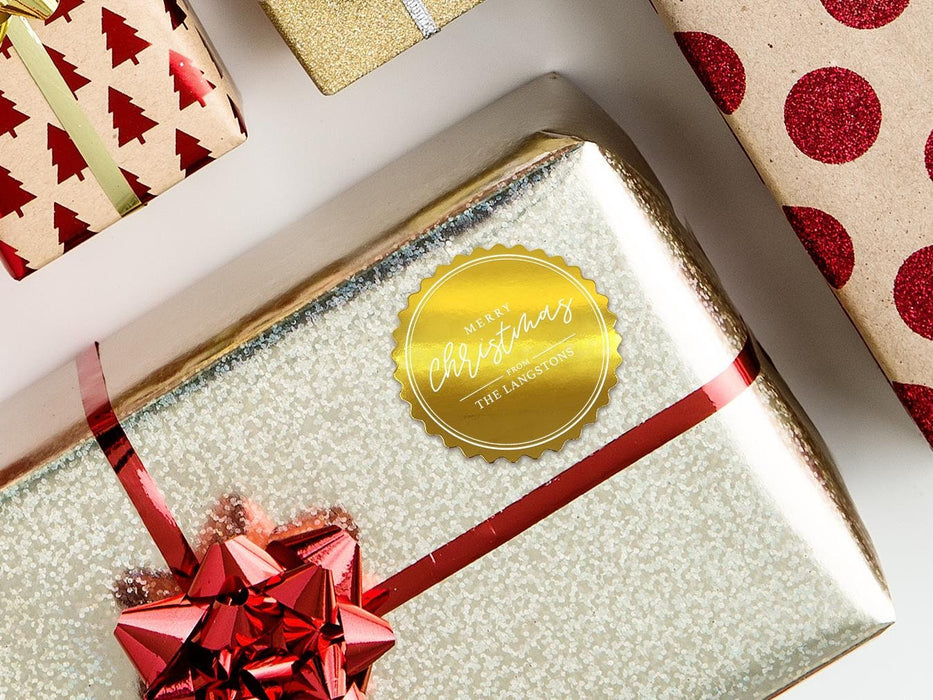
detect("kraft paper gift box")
[648,0,933,447]
[0,75,893,698]
[260,0,484,94]
[0,0,246,280]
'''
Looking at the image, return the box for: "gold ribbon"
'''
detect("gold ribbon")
[1,0,142,217]
[0,0,57,23]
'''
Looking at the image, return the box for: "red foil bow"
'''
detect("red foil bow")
[79,338,759,697]
[115,527,393,699]
[77,348,393,700]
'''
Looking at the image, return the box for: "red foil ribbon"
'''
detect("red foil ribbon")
[368,339,760,615]
[78,346,394,699]
[79,339,760,696]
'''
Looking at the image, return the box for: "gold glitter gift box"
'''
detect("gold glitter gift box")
[260,0,484,93]
[0,75,893,697]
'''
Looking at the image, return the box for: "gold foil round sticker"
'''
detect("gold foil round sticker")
[394,245,621,462]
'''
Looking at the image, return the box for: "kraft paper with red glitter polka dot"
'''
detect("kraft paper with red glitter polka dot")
[0,0,246,280]
[653,0,933,446]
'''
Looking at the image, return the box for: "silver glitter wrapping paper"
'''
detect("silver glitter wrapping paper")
[0,145,892,697]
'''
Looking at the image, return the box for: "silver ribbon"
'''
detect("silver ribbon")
[401,0,439,37]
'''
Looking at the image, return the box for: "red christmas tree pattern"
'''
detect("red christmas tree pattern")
[164,0,188,30]
[0,90,29,138]
[0,36,13,60]
[46,47,91,97]
[108,88,157,145]
[169,50,215,110]
[0,240,31,280]
[46,0,85,23]
[0,166,36,218]
[54,203,94,252]
[48,124,88,183]
[119,168,154,204]
[102,9,151,68]
[228,96,247,137]
[175,129,213,176]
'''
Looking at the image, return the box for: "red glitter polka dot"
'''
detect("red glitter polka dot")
[782,206,855,288]
[820,0,910,29]
[784,67,882,163]
[674,32,746,114]
[894,246,933,339]
[925,129,933,182]
[893,382,933,448]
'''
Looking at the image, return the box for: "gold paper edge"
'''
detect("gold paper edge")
[0,134,585,489]
[765,623,893,699]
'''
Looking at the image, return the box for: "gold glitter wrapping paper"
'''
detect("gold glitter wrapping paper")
[260,0,484,94]
[0,76,892,697]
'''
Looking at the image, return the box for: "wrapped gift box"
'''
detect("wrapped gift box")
[0,0,246,280]
[648,0,933,446]
[0,75,892,697]
[260,0,484,94]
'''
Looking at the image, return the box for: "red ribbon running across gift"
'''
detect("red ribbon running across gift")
[78,338,760,616]
[366,338,760,614]
[77,344,199,592]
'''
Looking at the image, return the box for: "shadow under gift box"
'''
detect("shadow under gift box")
[0,0,247,280]
[0,75,892,697]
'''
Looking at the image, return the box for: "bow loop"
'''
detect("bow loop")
[115,529,395,699]
[0,0,58,22]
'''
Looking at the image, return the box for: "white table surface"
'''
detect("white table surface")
[0,0,929,697]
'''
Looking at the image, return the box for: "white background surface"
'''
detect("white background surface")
[0,0,929,697]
